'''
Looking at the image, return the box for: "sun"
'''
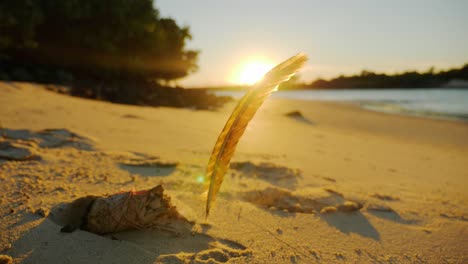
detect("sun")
[233,60,275,85]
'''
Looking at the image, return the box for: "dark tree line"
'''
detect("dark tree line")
[306,64,468,89]
[0,0,228,109]
[0,0,197,81]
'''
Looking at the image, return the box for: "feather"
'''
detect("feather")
[205,53,308,217]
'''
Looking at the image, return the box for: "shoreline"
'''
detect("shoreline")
[214,88,468,123]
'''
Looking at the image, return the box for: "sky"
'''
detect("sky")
[157,0,468,87]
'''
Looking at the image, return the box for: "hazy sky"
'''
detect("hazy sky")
[157,0,468,87]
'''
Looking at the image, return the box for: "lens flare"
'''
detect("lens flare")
[196,175,205,184]
[232,59,275,85]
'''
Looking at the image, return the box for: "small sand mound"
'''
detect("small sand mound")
[0,140,40,161]
[0,128,95,161]
[108,151,178,177]
[120,114,145,120]
[2,128,95,151]
[439,213,467,222]
[284,110,314,124]
[230,161,302,190]
[242,187,362,214]
[370,193,400,201]
[366,203,394,212]
[114,152,178,167]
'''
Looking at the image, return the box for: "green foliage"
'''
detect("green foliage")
[308,64,468,89]
[0,71,9,81]
[0,0,198,81]
[55,70,74,85]
[0,0,43,50]
[11,67,31,81]
[0,0,210,108]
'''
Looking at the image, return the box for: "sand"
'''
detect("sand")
[0,81,467,263]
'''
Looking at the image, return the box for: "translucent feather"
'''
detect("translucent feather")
[205,53,308,217]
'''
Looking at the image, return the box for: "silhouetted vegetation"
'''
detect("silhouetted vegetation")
[306,64,468,89]
[0,0,230,109]
[207,64,468,92]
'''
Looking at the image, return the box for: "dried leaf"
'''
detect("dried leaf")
[205,53,308,217]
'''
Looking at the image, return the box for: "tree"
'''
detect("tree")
[0,0,43,51]
[0,0,198,81]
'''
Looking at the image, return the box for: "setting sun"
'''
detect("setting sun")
[233,60,275,85]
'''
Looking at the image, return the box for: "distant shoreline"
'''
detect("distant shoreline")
[194,79,468,91]
[213,88,468,122]
[192,62,468,91]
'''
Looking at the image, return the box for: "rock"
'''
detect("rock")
[85,185,189,234]
[54,185,190,234]
[285,111,304,118]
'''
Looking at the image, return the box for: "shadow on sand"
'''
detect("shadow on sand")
[284,111,315,125]
[8,217,158,264]
[118,163,176,177]
[320,212,381,241]
[9,214,251,264]
[1,128,95,151]
[367,210,420,225]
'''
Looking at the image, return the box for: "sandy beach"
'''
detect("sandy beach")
[1,82,467,263]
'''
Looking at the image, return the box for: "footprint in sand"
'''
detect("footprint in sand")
[0,140,40,161]
[155,239,251,264]
[0,128,95,161]
[190,239,250,264]
[230,161,302,190]
[35,129,95,149]
[114,229,251,264]
[109,151,178,177]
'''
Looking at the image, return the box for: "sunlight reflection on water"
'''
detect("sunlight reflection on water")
[214,88,468,121]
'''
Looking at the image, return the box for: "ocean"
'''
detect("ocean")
[213,88,468,121]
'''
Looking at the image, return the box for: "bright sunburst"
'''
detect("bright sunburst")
[233,60,275,85]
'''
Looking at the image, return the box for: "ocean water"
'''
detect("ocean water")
[214,88,468,121]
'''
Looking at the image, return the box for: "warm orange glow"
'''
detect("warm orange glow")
[231,59,275,85]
